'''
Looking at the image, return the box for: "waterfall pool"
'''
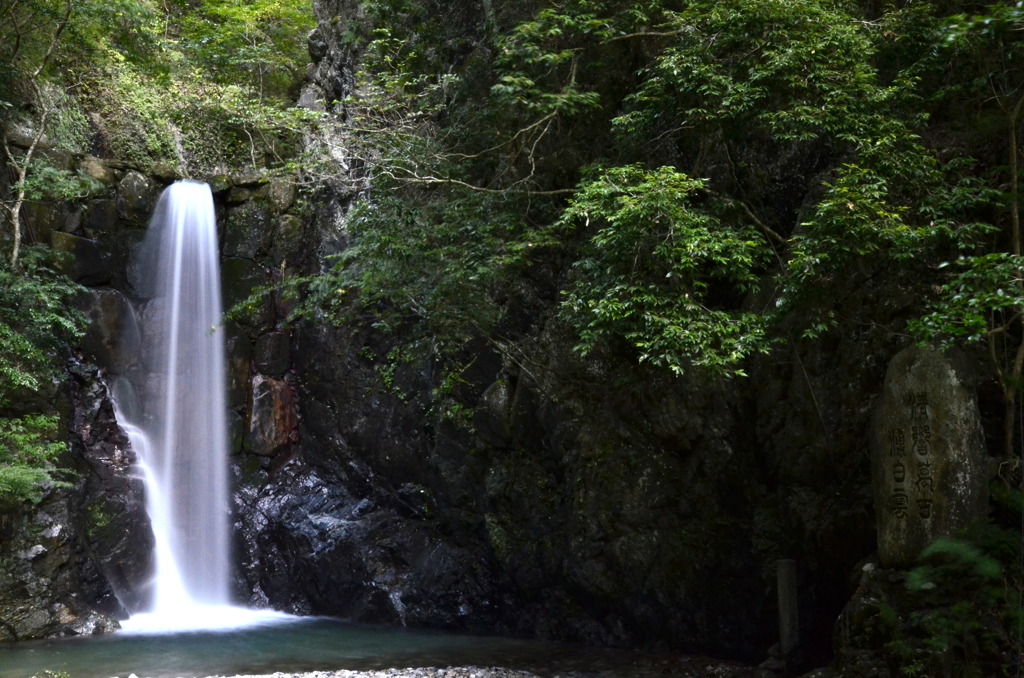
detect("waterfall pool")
[0,617,726,678]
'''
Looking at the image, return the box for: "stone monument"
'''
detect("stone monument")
[870,345,989,568]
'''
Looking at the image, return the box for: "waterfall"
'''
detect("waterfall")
[119,180,287,633]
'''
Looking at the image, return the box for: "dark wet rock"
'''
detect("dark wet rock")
[67,361,155,613]
[255,332,290,377]
[22,200,70,244]
[77,289,142,376]
[0,362,151,641]
[116,229,150,296]
[222,257,273,330]
[228,186,257,205]
[0,501,122,641]
[116,171,157,226]
[210,174,233,194]
[223,201,274,258]
[248,375,299,458]
[83,199,119,234]
[226,321,255,411]
[50,231,111,285]
[234,459,500,630]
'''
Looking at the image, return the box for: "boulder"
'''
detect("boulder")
[115,171,156,225]
[5,120,45,149]
[22,201,69,245]
[82,199,119,233]
[255,332,290,377]
[248,375,298,457]
[80,155,114,184]
[77,289,141,376]
[50,231,110,286]
[222,202,273,259]
[147,162,181,182]
[265,179,297,212]
[870,346,989,568]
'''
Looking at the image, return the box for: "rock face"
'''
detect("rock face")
[66,361,155,613]
[0,508,120,641]
[3,4,1007,670]
[870,346,989,568]
[1,150,972,665]
[249,375,299,458]
[0,361,152,641]
[234,458,499,630]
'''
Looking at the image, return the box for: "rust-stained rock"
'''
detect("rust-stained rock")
[249,374,298,457]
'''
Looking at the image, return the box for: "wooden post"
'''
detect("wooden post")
[777,558,799,657]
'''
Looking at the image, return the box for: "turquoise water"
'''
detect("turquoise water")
[0,618,651,678]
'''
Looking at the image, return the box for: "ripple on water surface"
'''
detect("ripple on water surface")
[117,604,298,634]
[0,617,720,678]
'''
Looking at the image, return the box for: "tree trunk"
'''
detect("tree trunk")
[1003,94,1024,457]
[1,138,28,269]
[1009,93,1022,257]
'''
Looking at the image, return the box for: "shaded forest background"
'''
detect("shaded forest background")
[0,0,1022,675]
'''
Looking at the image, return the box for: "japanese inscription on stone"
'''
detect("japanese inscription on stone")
[886,392,935,523]
[872,346,987,568]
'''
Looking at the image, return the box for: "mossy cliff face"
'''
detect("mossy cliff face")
[2,4,1004,671]
[0,360,149,641]
[0,147,306,639]
[241,0,1001,667]
[217,0,883,663]
[5,111,985,665]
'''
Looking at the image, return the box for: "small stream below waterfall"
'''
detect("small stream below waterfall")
[0,618,735,678]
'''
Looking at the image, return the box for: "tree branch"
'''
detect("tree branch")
[601,31,678,44]
[378,166,576,196]
[31,1,73,80]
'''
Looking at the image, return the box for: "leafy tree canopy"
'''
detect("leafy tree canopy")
[0,0,312,505]
[302,0,1005,388]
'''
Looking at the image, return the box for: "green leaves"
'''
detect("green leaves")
[300,0,1015,390]
[175,0,314,100]
[329,189,528,356]
[893,524,1024,673]
[557,165,769,376]
[0,414,67,507]
[910,254,1024,347]
[617,0,890,145]
[491,6,605,115]
[0,247,86,405]
[0,248,83,506]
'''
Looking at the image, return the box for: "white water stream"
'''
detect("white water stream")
[118,180,287,633]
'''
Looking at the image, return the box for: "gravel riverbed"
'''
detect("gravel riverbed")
[195,659,758,678]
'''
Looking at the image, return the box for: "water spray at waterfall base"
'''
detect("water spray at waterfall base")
[117,180,289,634]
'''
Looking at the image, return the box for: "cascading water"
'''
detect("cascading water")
[118,180,287,633]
